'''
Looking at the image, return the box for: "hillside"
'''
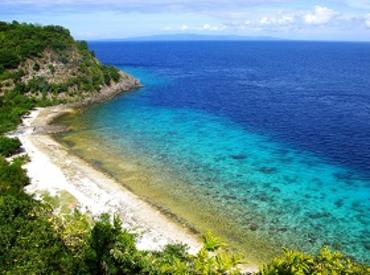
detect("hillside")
[0,21,138,102]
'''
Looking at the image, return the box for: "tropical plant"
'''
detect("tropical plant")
[0,136,21,157]
[258,247,370,275]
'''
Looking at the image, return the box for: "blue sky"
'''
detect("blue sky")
[1,0,370,41]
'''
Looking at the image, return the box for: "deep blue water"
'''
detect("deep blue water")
[90,41,370,174]
[64,41,370,261]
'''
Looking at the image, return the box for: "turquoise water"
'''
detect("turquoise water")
[59,42,370,262]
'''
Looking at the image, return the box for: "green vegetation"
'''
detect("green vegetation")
[1,142,368,274]
[0,21,123,101]
[0,21,73,69]
[0,153,242,274]
[258,247,370,275]
[0,136,21,157]
[0,20,369,274]
[0,90,34,134]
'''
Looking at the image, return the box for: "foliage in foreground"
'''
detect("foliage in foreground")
[0,136,21,157]
[258,247,370,275]
[0,153,242,274]
[1,146,369,275]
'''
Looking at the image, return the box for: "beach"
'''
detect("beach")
[13,104,260,273]
[10,73,205,254]
[15,105,202,254]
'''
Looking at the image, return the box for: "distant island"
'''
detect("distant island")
[105,33,284,42]
[0,21,368,274]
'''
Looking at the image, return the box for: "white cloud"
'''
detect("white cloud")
[278,15,295,25]
[201,23,227,31]
[164,23,227,32]
[366,14,370,28]
[258,14,295,26]
[304,6,337,25]
[259,17,272,25]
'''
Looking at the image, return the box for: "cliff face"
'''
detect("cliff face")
[0,21,140,102]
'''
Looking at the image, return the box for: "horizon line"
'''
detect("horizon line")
[83,33,370,43]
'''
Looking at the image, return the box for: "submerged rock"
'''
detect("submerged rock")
[259,166,278,174]
[255,193,270,202]
[308,211,331,219]
[334,199,344,208]
[230,153,248,160]
[249,223,259,231]
[275,227,288,233]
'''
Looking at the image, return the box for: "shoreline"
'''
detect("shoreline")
[16,105,203,254]
[13,76,204,254]
[12,75,259,272]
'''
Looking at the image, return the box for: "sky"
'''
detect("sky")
[1,0,370,41]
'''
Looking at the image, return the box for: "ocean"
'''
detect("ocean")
[57,41,370,263]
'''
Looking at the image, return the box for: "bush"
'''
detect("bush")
[103,65,121,85]
[0,156,29,193]
[0,90,34,135]
[0,136,21,157]
[33,62,40,71]
[0,49,20,69]
[0,157,75,274]
[48,64,55,74]
[14,69,25,82]
[0,21,74,69]
[258,247,370,275]
[27,77,50,93]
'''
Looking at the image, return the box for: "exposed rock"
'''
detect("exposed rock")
[249,223,259,231]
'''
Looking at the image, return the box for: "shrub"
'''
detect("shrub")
[27,77,50,93]
[58,55,69,64]
[14,69,25,82]
[103,65,121,85]
[0,156,29,193]
[0,90,34,135]
[0,136,21,157]
[33,62,40,71]
[0,49,20,69]
[258,247,370,275]
[48,64,55,74]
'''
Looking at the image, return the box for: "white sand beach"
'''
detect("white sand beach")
[15,105,202,254]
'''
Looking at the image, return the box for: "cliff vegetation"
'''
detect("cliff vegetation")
[0,21,126,102]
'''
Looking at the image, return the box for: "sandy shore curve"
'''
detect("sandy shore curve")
[14,105,202,253]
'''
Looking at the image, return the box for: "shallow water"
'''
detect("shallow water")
[58,41,370,263]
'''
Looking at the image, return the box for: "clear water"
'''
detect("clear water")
[58,41,370,263]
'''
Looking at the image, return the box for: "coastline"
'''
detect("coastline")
[13,75,203,254]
